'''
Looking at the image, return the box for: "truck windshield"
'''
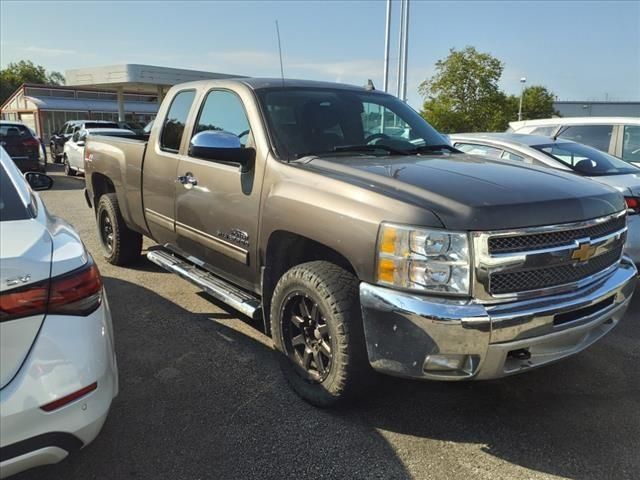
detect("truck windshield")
[257,88,449,160]
[532,142,640,176]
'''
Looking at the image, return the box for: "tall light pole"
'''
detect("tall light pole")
[518,76,527,121]
[400,0,410,102]
[382,0,392,93]
[396,0,406,99]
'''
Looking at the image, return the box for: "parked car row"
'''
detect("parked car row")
[508,116,640,166]
[0,78,638,478]
[49,120,145,164]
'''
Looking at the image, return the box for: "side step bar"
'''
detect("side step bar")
[147,249,262,320]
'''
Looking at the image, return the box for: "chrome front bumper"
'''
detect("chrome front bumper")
[359,258,637,381]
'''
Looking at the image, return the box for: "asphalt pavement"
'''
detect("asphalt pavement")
[15,165,640,480]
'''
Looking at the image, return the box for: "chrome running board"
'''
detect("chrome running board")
[147,249,261,320]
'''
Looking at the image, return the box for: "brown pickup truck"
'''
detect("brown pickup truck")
[84,78,637,407]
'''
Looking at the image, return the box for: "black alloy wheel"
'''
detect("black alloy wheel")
[281,293,333,382]
[99,210,114,254]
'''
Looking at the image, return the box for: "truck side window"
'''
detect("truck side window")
[193,90,250,147]
[160,90,196,153]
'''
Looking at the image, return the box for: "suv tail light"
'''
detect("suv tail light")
[0,261,102,321]
[21,137,40,148]
[625,197,640,215]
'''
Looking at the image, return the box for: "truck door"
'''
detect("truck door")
[142,89,197,245]
[174,89,262,290]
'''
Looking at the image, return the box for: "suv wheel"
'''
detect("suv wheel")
[270,261,373,407]
[96,193,142,265]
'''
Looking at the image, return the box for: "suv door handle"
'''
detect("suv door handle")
[178,173,198,187]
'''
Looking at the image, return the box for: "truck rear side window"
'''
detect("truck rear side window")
[160,90,196,152]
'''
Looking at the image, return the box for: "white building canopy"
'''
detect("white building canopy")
[26,96,159,114]
[65,64,245,120]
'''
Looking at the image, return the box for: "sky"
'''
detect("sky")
[1,0,638,109]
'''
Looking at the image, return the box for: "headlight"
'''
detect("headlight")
[376,223,470,295]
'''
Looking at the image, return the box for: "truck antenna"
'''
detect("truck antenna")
[275,20,285,86]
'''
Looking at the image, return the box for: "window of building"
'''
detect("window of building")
[160,90,196,152]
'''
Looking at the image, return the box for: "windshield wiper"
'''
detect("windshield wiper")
[410,144,460,154]
[333,144,409,155]
[294,144,409,159]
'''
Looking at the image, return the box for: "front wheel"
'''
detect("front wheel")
[270,261,373,407]
[96,193,142,265]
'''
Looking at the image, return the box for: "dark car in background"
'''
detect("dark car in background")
[49,120,119,162]
[0,121,47,172]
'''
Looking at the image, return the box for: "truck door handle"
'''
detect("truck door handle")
[178,174,197,186]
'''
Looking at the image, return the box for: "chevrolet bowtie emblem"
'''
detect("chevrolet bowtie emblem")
[571,242,598,262]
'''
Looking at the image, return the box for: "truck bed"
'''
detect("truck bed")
[86,134,149,233]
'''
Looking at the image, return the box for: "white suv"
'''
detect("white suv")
[508,117,640,166]
[0,148,118,478]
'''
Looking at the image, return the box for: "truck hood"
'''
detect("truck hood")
[301,153,625,230]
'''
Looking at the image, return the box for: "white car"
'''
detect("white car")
[450,132,640,264]
[0,147,117,478]
[63,128,135,176]
[508,117,640,166]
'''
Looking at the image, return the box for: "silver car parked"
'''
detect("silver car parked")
[450,133,640,265]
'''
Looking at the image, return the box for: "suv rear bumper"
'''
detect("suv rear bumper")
[359,258,637,381]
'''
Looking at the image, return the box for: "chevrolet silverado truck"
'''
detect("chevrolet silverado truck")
[84,78,637,407]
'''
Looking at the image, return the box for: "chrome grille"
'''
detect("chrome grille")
[488,214,626,254]
[489,244,624,295]
[472,211,628,301]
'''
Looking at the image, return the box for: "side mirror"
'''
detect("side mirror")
[189,130,255,172]
[77,140,85,147]
[24,172,54,191]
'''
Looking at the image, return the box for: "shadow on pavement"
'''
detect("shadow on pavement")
[48,166,85,191]
[15,278,639,480]
[15,277,410,480]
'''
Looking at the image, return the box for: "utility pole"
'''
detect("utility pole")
[518,76,527,121]
[400,0,410,102]
[396,0,405,99]
[382,0,392,93]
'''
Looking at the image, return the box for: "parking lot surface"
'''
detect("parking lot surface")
[15,166,640,480]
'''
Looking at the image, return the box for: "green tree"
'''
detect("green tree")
[419,46,508,133]
[0,60,65,105]
[419,47,559,132]
[504,85,559,121]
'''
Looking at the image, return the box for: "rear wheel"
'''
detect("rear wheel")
[270,261,373,407]
[96,193,142,265]
[63,156,75,176]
